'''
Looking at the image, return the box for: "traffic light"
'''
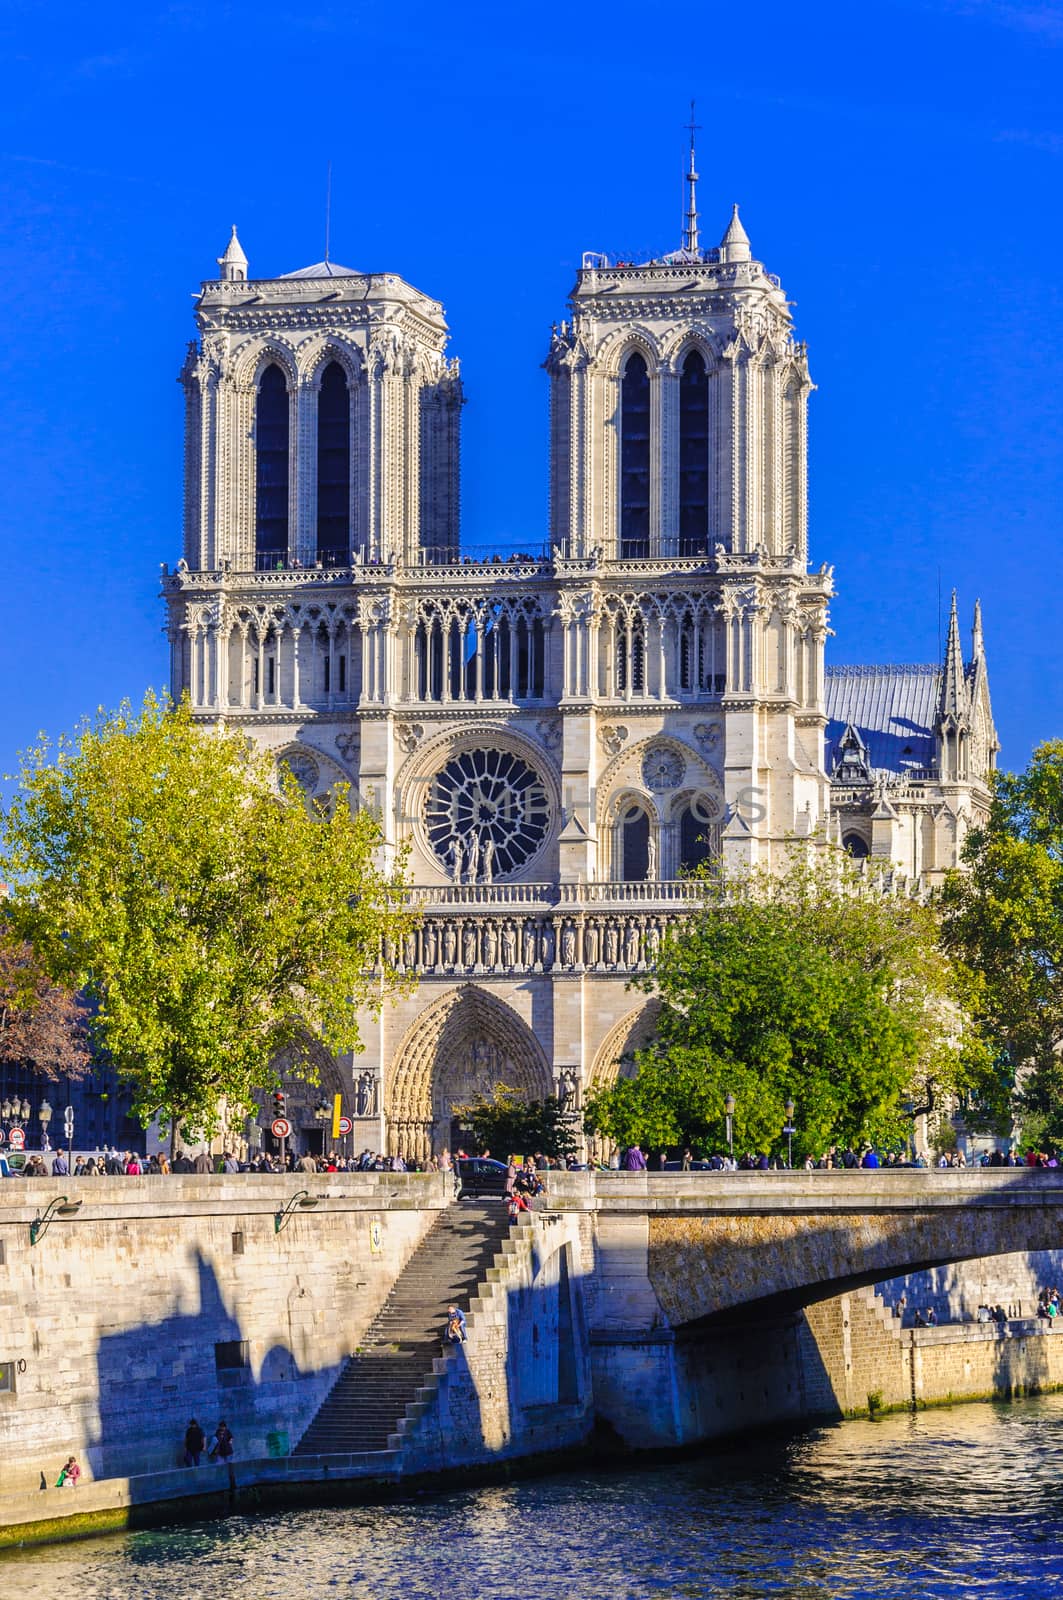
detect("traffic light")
[272,1090,286,1116]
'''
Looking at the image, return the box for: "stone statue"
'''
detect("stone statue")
[462,923,478,967]
[482,836,495,884]
[423,923,438,967]
[560,921,577,966]
[443,922,458,966]
[404,931,418,968]
[483,921,498,967]
[624,920,641,968]
[542,923,556,966]
[451,835,464,881]
[646,834,658,880]
[501,922,517,967]
[467,831,480,883]
[645,920,661,961]
[584,921,600,966]
[523,922,539,967]
[604,922,620,965]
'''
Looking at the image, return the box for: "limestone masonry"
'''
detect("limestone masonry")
[161,177,999,1159]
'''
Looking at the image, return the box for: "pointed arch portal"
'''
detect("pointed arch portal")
[387,986,553,1162]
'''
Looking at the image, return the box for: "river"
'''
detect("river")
[4,1396,1063,1598]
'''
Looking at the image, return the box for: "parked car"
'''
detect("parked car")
[455,1157,510,1199]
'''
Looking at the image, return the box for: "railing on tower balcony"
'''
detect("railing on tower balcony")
[405,880,710,911]
[405,882,555,908]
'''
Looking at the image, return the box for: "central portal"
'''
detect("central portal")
[387,985,553,1162]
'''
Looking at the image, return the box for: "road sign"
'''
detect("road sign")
[782,1124,797,1135]
[271,1117,292,1140]
[8,1128,25,1150]
[337,1115,353,1136]
[63,1106,74,1131]
[0,1128,6,1144]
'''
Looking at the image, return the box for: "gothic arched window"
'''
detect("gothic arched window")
[679,350,709,556]
[316,361,350,566]
[255,364,289,563]
[678,800,719,874]
[621,804,650,881]
[842,831,870,860]
[620,352,650,558]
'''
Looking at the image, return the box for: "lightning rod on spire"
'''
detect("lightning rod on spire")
[324,160,332,269]
[683,100,702,256]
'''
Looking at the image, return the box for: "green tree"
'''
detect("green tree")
[585,849,980,1161]
[456,1084,579,1162]
[1,693,413,1148]
[942,741,1063,1150]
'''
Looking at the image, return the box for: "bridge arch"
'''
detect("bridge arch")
[387,985,552,1162]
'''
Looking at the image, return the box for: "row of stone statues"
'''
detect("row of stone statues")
[395,913,670,973]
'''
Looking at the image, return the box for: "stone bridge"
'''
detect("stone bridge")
[536,1168,1063,1447]
[545,1169,1063,1330]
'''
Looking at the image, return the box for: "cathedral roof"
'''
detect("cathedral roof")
[824,664,942,778]
[279,260,364,279]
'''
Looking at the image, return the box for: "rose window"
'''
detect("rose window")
[425,748,550,881]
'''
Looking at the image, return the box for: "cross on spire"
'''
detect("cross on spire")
[684,100,701,256]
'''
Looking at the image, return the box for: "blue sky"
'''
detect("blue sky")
[0,0,1059,770]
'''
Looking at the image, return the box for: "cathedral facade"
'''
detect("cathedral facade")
[162,191,998,1160]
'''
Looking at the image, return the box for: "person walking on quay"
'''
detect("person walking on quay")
[209,1420,234,1462]
[624,1144,648,1171]
[183,1418,206,1466]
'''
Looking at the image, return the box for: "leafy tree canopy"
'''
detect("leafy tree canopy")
[456,1083,579,1162]
[0,934,90,1081]
[1,692,413,1144]
[586,849,983,1161]
[942,741,1063,1150]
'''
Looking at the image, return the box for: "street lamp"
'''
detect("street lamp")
[38,1099,52,1150]
[783,1096,796,1170]
[724,1092,735,1161]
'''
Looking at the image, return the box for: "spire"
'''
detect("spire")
[972,598,985,664]
[718,203,751,264]
[217,225,248,283]
[683,101,701,256]
[938,589,968,723]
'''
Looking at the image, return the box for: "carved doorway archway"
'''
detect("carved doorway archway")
[256,1035,350,1157]
[387,986,552,1163]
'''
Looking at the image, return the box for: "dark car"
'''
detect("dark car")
[455,1157,510,1199]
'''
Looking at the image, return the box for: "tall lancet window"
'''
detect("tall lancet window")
[255,364,289,563]
[678,350,709,556]
[316,361,350,566]
[619,352,650,558]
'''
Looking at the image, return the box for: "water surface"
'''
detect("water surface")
[5,1397,1063,1599]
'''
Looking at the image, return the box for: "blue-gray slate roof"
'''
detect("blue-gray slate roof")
[824,665,941,777]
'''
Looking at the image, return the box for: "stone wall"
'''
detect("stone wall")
[396,1211,594,1471]
[0,1174,446,1493]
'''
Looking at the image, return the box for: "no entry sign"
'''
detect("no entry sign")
[337,1116,354,1136]
[271,1117,292,1140]
[8,1128,25,1150]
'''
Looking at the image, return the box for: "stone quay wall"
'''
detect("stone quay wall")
[0,1173,448,1494]
[3,1169,1063,1545]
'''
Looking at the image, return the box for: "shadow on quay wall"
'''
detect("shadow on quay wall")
[85,1252,326,1483]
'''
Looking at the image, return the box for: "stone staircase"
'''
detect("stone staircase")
[293,1202,513,1457]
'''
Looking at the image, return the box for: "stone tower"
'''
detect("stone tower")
[178,230,462,575]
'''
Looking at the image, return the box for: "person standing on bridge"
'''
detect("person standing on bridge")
[624,1145,647,1171]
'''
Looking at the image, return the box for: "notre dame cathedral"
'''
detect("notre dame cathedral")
[162,161,999,1160]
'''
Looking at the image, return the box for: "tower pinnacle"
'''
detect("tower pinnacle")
[218,225,248,283]
[939,589,968,722]
[683,101,701,257]
[718,203,751,264]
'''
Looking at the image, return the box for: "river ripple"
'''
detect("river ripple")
[4,1396,1063,1599]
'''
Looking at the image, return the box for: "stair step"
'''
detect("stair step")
[292,1203,514,1457]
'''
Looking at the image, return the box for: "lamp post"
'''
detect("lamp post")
[724,1092,735,1161]
[38,1098,52,1152]
[783,1096,796,1170]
